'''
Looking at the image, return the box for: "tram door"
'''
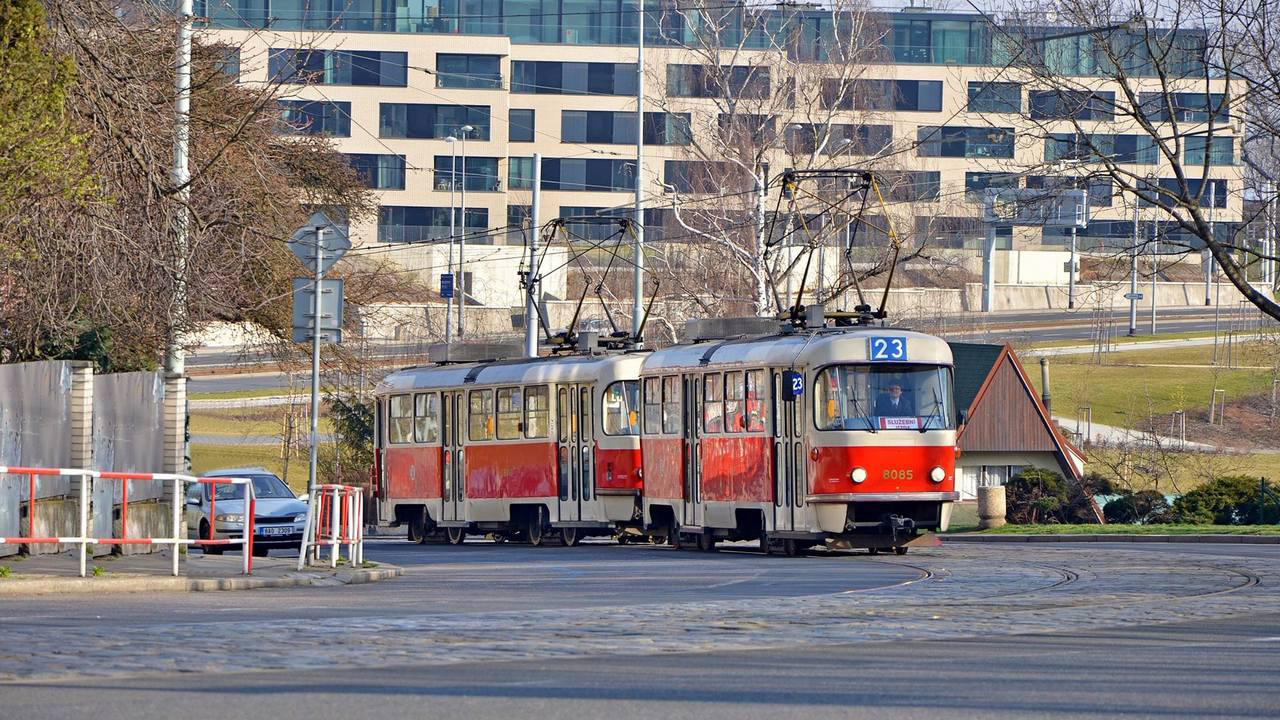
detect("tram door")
[771,371,803,532]
[682,374,702,528]
[557,386,581,522]
[441,390,465,522]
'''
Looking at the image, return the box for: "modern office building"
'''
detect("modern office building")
[199,2,1244,300]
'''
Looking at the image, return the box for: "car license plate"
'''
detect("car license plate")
[259,526,291,536]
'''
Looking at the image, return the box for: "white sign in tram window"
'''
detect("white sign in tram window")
[879,416,921,430]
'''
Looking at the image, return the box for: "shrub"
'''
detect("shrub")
[1104,490,1171,524]
[1006,468,1106,524]
[1172,475,1273,525]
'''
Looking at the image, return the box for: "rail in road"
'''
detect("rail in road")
[2,540,1278,683]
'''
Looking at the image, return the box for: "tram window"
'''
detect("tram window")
[389,394,413,444]
[643,377,661,434]
[661,376,681,434]
[524,385,549,438]
[603,380,640,436]
[579,387,591,441]
[724,371,744,433]
[746,370,766,432]
[413,393,440,443]
[557,388,570,442]
[815,364,954,431]
[703,373,724,433]
[468,389,495,440]
[496,387,523,440]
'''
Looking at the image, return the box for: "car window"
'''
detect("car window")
[210,474,293,500]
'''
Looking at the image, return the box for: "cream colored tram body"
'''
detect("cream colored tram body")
[639,326,957,554]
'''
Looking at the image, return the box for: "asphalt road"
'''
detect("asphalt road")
[2,540,1279,719]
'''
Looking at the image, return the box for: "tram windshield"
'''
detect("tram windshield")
[815,364,953,431]
[602,380,640,435]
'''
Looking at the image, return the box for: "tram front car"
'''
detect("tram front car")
[804,328,958,551]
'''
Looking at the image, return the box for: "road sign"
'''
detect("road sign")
[291,278,344,344]
[440,272,454,299]
[1124,292,1144,300]
[289,211,351,274]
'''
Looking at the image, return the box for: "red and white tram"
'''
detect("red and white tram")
[372,349,646,545]
[639,322,958,555]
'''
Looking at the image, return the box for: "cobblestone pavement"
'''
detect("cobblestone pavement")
[1,543,1276,682]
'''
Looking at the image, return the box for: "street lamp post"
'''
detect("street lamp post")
[445,136,456,349]
[458,124,474,337]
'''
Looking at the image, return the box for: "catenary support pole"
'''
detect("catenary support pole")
[445,136,456,349]
[525,153,542,358]
[167,0,192,378]
[982,223,995,312]
[632,4,645,341]
[1068,224,1077,309]
[459,126,473,336]
[1129,194,1139,335]
[308,228,324,497]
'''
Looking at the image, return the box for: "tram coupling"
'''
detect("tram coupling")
[885,514,916,542]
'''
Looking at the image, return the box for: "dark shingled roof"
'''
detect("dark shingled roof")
[947,341,1005,414]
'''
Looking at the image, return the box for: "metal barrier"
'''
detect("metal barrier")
[0,466,256,577]
[298,484,364,570]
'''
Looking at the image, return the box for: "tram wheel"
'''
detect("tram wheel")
[760,534,774,555]
[867,547,880,555]
[446,526,466,545]
[527,509,547,547]
[697,532,717,552]
[783,539,801,557]
[560,527,581,547]
[894,546,909,555]
[668,524,683,550]
[406,512,427,544]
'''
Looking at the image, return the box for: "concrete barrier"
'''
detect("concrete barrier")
[977,486,1007,529]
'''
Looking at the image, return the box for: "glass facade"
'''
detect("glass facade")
[379,103,491,140]
[1029,90,1115,120]
[509,156,535,189]
[509,109,535,141]
[1184,136,1235,166]
[964,172,1020,200]
[1045,134,1159,164]
[269,49,407,86]
[1025,176,1114,207]
[540,158,636,191]
[1138,92,1230,123]
[346,153,407,189]
[822,79,942,112]
[279,100,351,136]
[917,126,1014,158]
[787,124,892,155]
[667,64,770,99]
[378,206,489,243]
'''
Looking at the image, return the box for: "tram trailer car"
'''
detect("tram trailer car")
[639,327,958,555]
[372,352,646,546]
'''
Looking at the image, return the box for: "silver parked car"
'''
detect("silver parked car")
[185,468,308,557]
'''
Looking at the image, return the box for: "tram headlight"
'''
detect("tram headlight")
[930,466,946,483]
[850,467,867,484]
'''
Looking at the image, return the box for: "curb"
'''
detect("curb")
[0,565,402,595]
[943,534,1280,545]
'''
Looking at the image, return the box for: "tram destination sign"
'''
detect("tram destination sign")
[868,336,908,362]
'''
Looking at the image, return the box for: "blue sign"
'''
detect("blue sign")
[440,272,454,299]
[868,336,908,362]
[782,370,804,401]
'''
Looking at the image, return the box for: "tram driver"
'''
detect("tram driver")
[873,382,912,417]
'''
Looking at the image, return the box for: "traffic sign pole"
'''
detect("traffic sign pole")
[309,228,324,498]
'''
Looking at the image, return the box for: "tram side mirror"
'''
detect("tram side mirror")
[957,410,967,427]
[781,370,804,402]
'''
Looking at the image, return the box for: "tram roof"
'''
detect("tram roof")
[377,351,648,393]
[641,327,953,374]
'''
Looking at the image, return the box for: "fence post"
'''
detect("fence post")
[78,473,89,578]
[297,487,316,571]
[171,477,181,576]
[330,487,340,568]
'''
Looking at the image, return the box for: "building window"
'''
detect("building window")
[345,154,406,190]
[540,158,635,191]
[1029,90,1115,120]
[377,206,488,244]
[1138,92,1229,123]
[884,171,941,202]
[1144,178,1229,209]
[509,157,535,190]
[1026,176,1114,207]
[788,124,892,155]
[379,103,490,140]
[822,79,942,112]
[269,49,407,86]
[279,100,350,136]
[917,126,1014,158]
[509,109,535,142]
[964,172,1020,200]
[888,17,989,64]
[1184,136,1235,166]
[1045,133,1158,164]
[512,61,637,95]
[644,112,692,145]
[436,53,501,88]
[665,160,765,193]
[666,64,770,99]
[433,156,500,192]
[967,82,1021,113]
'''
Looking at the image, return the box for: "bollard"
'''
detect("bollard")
[978,486,1007,529]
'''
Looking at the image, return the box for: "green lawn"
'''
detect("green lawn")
[971,524,1280,535]
[189,407,333,437]
[1030,341,1276,427]
[188,387,294,400]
